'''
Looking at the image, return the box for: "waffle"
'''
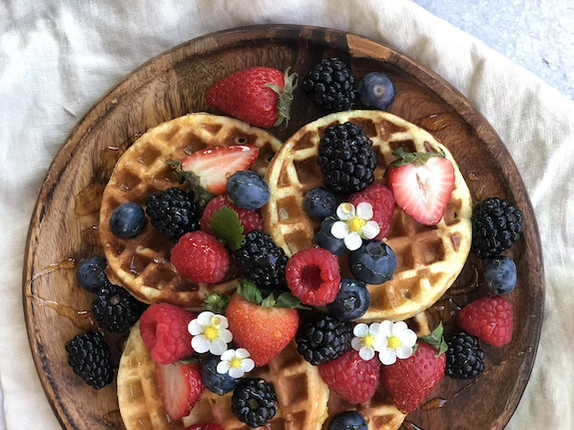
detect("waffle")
[99,113,283,309]
[262,111,472,321]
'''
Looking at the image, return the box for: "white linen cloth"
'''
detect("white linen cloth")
[1,1,573,429]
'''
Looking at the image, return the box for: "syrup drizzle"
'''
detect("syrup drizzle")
[402,420,424,430]
[27,294,97,331]
[30,257,76,282]
[102,410,126,429]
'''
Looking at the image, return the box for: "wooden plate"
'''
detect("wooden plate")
[23,25,544,430]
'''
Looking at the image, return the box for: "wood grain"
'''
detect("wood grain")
[22,25,544,430]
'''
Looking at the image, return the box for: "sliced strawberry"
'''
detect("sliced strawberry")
[180,145,260,195]
[155,361,204,421]
[386,149,455,226]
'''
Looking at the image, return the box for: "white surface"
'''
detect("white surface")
[1,1,574,429]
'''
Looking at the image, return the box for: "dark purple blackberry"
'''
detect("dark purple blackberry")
[302,58,357,112]
[231,378,278,428]
[92,283,147,332]
[232,231,288,290]
[65,331,114,389]
[296,315,352,365]
[145,187,201,241]
[472,198,523,259]
[446,332,485,380]
[318,122,377,194]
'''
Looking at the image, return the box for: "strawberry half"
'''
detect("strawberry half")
[155,361,204,420]
[206,67,297,128]
[386,148,455,226]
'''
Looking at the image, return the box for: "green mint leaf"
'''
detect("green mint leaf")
[204,292,231,314]
[209,207,245,251]
[418,323,448,356]
[238,280,263,305]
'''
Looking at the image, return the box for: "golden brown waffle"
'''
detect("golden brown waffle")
[99,113,283,309]
[262,111,472,321]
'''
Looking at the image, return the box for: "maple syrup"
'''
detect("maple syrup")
[27,294,97,331]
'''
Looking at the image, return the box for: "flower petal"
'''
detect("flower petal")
[351,337,363,352]
[331,221,349,239]
[392,321,408,336]
[197,311,215,326]
[236,348,250,359]
[380,320,394,337]
[369,322,381,336]
[337,202,356,220]
[353,323,369,337]
[379,349,397,365]
[229,367,245,379]
[219,328,233,343]
[356,202,373,220]
[241,358,255,372]
[359,346,375,361]
[188,319,203,335]
[217,315,229,329]
[396,345,414,359]
[217,360,231,374]
[362,221,380,239]
[220,349,235,361]
[210,338,228,356]
[398,329,418,347]
[344,232,362,251]
[191,335,210,354]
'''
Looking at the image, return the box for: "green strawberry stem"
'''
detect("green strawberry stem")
[389,147,446,168]
[267,68,298,128]
[204,292,232,314]
[238,280,308,310]
[167,160,214,207]
[417,323,448,356]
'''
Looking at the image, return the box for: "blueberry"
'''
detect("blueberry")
[109,202,147,239]
[201,354,240,395]
[349,241,397,284]
[485,256,517,295]
[76,256,109,294]
[304,188,337,221]
[226,170,271,210]
[315,218,346,256]
[329,411,368,430]
[327,278,371,321]
[357,72,396,111]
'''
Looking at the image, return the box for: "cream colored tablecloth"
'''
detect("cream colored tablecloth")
[1,1,573,429]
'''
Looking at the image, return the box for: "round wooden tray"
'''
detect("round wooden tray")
[23,25,544,430]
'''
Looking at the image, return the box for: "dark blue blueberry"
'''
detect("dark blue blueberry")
[357,72,396,111]
[315,218,346,256]
[76,256,109,294]
[485,256,517,295]
[226,170,271,210]
[349,240,397,284]
[304,188,337,221]
[326,278,371,321]
[201,354,240,395]
[329,411,368,430]
[109,202,147,239]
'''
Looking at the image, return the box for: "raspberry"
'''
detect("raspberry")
[350,183,396,239]
[140,303,196,364]
[285,248,341,306]
[171,231,230,284]
[319,348,381,405]
[456,296,513,347]
[200,195,263,234]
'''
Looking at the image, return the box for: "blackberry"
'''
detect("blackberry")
[472,198,523,259]
[296,315,352,365]
[318,122,377,194]
[231,378,278,428]
[302,57,357,112]
[232,231,288,290]
[145,187,201,241]
[92,283,147,332]
[446,332,485,380]
[65,331,114,389]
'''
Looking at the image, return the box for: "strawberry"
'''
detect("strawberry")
[386,148,455,226]
[206,67,297,128]
[457,295,513,347]
[178,145,260,196]
[155,361,204,421]
[225,281,300,367]
[379,326,447,414]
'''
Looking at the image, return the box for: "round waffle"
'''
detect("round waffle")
[99,113,283,309]
[262,111,472,321]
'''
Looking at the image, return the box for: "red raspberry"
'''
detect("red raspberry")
[171,231,230,283]
[200,195,263,234]
[285,247,341,306]
[185,425,225,430]
[456,295,513,347]
[140,303,196,364]
[350,183,395,239]
[319,348,381,405]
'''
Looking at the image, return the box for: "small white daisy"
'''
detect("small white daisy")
[351,322,384,361]
[217,348,255,378]
[331,202,380,251]
[378,320,417,365]
[188,311,233,356]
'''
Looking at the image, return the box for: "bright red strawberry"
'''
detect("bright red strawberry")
[171,231,230,284]
[185,425,224,430]
[350,183,396,239]
[386,148,455,226]
[457,295,513,347]
[155,361,204,421]
[206,67,297,128]
[319,348,381,405]
[140,303,196,364]
[200,195,263,234]
[379,342,446,413]
[225,283,300,367]
[180,145,260,195]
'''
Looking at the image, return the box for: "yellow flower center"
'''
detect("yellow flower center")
[204,326,219,341]
[363,334,375,348]
[348,217,367,233]
[387,336,401,350]
[230,357,243,369]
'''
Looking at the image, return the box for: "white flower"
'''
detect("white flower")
[188,311,233,356]
[331,202,380,251]
[378,320,417,365]
[216,348,255,378]
[351,322,384,361]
